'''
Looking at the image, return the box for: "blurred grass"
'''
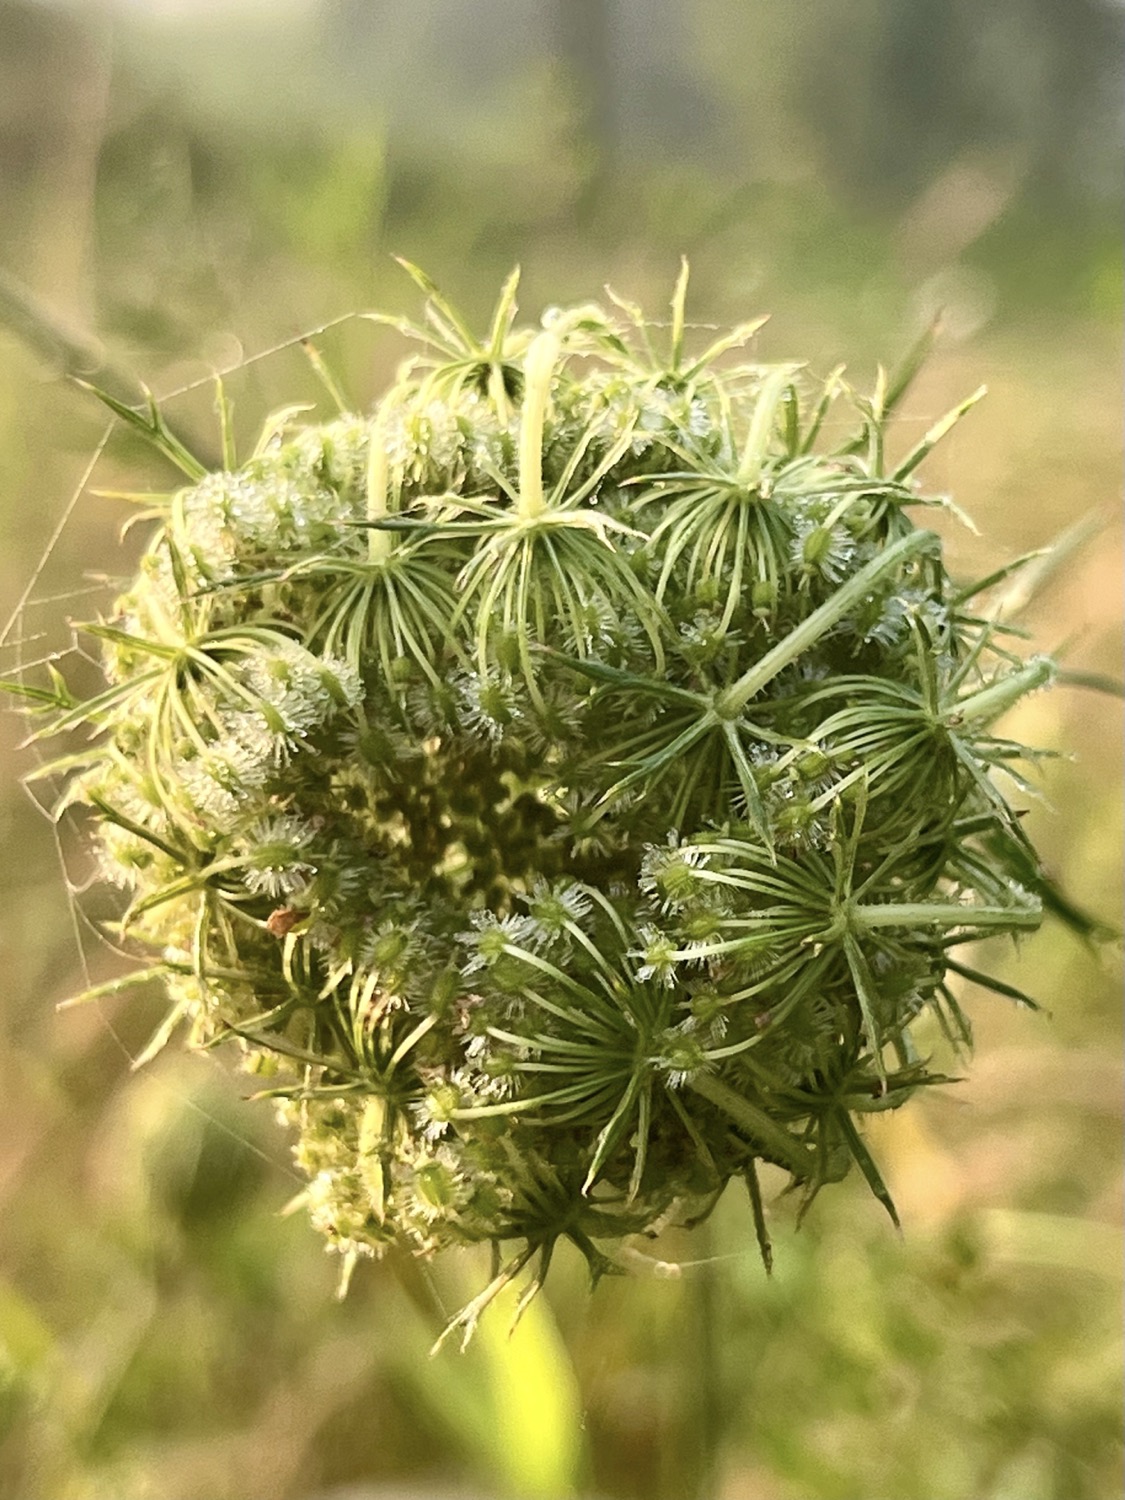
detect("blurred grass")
[0,3,1120,1498]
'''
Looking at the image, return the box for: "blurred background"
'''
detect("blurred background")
[0,2,1121,1497]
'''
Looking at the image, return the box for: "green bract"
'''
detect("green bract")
[24,267,1058,1347]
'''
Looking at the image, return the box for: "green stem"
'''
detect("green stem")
[669,256,689,371]
[366,409,393,564]
[517,329,561,521]
[688,1071,812,1179]
[849,901,1041,931]
[715,529,937,719]
[738,367,791,487]
[949,656,1054,726]
[687,1227,722,1500]
[893,385,987,481]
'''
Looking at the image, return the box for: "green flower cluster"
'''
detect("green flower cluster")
[26,267,1057,1345]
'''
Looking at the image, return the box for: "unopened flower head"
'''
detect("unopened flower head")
[13,264,1070,1348]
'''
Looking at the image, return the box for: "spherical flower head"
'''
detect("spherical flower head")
[27,265,1067,1346]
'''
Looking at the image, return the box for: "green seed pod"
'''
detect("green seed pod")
[12,266,1069,1349]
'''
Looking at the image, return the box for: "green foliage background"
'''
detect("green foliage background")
[0,3,1119,1498]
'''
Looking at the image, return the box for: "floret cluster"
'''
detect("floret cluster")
[28,267,1054,1344]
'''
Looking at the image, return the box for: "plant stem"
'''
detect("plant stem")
[949,656,1054,726]
[738,367,791,488]
[688,1234,723,1500]
[849,900,1041,931]
[517,329,561,521]
[715,528,937,719]
[688,1072,812,1179]
[366,409,393,563]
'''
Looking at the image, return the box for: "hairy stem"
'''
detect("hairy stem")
[715,528,937,719]
[688,1071,812,1179]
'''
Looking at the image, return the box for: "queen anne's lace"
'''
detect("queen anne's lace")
[20,268,1060,1348]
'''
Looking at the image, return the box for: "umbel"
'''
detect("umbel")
[16,265,1062,1348]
